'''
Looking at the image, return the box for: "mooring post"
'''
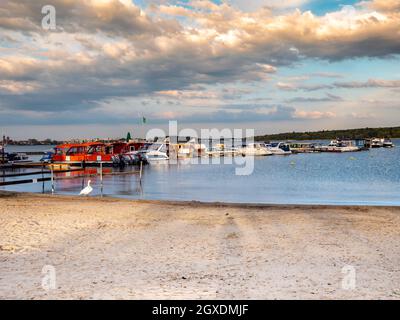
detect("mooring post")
[1,135,5,178]
[42,162,45,193]
[50,166,55,194]
[139,160,143,182]
[100,162,103,196]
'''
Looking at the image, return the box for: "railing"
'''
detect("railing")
[0,162,144,194]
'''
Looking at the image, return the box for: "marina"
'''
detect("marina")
[1,138,399,206]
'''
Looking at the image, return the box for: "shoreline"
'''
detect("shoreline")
[1,190,400,210]
[1,192,399,299]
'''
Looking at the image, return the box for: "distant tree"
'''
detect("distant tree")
[126,132,132,141]
[254,126,400,141]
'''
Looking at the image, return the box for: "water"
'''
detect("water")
[1,140,400,206]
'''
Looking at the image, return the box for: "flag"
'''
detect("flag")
[142,117,147,124]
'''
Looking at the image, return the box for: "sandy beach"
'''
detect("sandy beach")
[0,191,399,300]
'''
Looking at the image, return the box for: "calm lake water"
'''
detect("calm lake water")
[1,140,400,206]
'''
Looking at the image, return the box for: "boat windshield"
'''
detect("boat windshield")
[54,147,67,155]
[87,145,103,154]
[149,143,163,151]
[67,146,86,155]
[139,143,152,151]
[280,144,290,152]
[271,143,279,148]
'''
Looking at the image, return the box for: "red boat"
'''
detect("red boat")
[52,143,88,163]
[51,142,122,166]
[51,140,147,166]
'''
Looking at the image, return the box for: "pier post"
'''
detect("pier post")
[1,135,5,176]
[100,162,103,196]
[50,166,55,194]
[139,161,143,182]
[42,163,45,193]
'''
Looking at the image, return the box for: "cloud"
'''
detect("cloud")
[286,93,343,103]
[229,0,309,12]
[334,79,400,88]
[0,0,175,36]
[308,72,344,79]
[361,0,400,12]
[0,0,399,125]
[295,110,336,119]
[277,79,400,92]
[277,82,334,91]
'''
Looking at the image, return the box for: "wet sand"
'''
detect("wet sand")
[0,191,399,299]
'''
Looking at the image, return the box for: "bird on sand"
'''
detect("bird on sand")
[79,180,93,196]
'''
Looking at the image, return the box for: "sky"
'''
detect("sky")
[0,0,399,140]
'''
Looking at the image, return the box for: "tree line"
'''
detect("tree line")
[255,126,400,141]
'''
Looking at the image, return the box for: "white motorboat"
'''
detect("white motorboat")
[371,138,383,148]
[223,147,240,157]
[239,143,272,156]
[383,138,394,148]
[324,140,360,152]
[187,138,208,157]
[265,142,292,155]
[177,144,192,158]
[206,146,224,157]
[206,144,240,157]
[140,143,169,161]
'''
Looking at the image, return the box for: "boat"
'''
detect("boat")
[371,138,383,148]
[205,144,239,157]
[51,142,130,166]
[265,142,292,155]
[383,138,394,148]
[52,143,88,163]
[187,138,208,157]
[139,143,169,161]
[223,147,240,157]
[40,150,55,163]
[177,143,193,158]
[323,140,360,152]
[206,145,224,157]
[289,142,320,153]
[239,143,273,156]
[126,141,146,153]
[5,152,31,163]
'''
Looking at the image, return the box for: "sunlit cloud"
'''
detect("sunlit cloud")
[0,0,399,137]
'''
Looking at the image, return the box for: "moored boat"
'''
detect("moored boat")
[139,143,169,161]
[383,138,394,148]
[371,138,383,148]
[322,139,360,152]
[289,142,320,153]
[240,143,273,156]
[5,152,31,163]
[51,142,133,166]
[265,142,292,155]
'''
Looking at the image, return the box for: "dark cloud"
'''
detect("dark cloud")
[334,79,400,89]
[286,93,343,103]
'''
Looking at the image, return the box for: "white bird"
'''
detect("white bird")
[79,180,93,196]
